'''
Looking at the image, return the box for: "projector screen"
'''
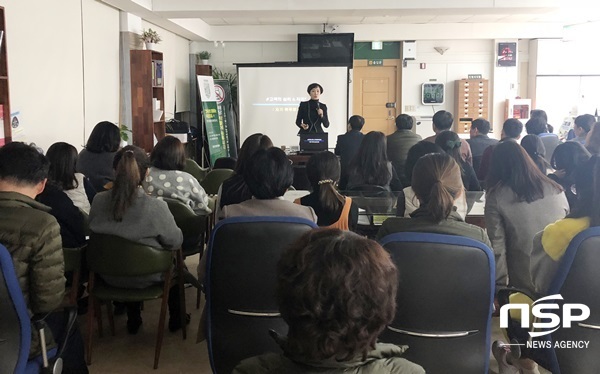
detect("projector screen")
[238,65,349,149]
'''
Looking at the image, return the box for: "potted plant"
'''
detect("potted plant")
[197,51,211,65]
[141,28,161,50]
[119,124,132,146]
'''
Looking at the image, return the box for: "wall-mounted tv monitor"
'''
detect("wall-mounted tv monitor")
[422,83,445,105]
[297,33,354,67]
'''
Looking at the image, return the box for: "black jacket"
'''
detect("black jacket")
[295,100,329,134]
[37,184,86,248]
[335,130,364,189]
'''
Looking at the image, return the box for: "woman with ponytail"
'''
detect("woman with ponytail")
[89,145,185,334]
[295,151,358,230]
[435,131,481,191]
[376,152,490,246]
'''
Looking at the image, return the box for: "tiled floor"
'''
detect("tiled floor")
[83,253,549,374]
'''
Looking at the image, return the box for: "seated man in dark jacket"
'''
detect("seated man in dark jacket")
[0,142,87,373]
[466,118,498,175]
[335,115,365,189]
[387,114,422,187]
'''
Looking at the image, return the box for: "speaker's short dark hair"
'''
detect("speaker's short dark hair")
[432,110,453,131]
[348,115,365,130]
[395,114,414,130]
[471,118,491,134]
[245,148,293,199]
[502,118,523,139]
[0,142,50,186]
[307,83,323,94]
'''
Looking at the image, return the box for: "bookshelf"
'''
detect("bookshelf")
[130,50,164,153]
[0,6,11,146]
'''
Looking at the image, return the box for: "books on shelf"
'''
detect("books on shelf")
[151,60,163,87]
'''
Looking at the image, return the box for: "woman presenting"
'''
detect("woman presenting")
[296,83,330,134]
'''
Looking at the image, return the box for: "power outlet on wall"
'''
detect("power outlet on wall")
[405,105,416,112]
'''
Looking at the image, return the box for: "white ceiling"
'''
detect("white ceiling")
[100,0,600,41]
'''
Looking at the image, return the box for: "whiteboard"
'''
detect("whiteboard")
[238,66,349,149]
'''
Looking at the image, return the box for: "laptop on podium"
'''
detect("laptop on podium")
[298,133,328,154]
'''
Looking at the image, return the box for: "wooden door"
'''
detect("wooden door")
[353,65,397,135]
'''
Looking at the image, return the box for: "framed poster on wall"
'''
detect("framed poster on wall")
[497,42,517,67]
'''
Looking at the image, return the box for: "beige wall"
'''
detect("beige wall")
[0,0,120,151]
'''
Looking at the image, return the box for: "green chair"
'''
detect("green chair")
[200,169,234,196]
[184,159,209,184]
[86,233,186,369]
[162,198,208,257]
[163,197,207,309]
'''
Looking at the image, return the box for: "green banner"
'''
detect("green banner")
[214,79,238,158]
[197,75,228,164]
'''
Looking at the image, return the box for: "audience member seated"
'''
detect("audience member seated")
[531,155,599,296]
[233,229,425,374]
[548,141,591,209]
[525,116,558,164]
[346,131,402,191]
[76,121,121,192]
[89,146,185,334]
[377,152,490,246]
[466,118,498,174]
[396,141,470,218]
[424,110,472,165]
[218,133,273,210]
[143,136,211,214]
[46,142,95,214]
[485,141,568,292]
[521,134,550,174]
[212,156,237,170]
[478,118,523,181]
[586,121,600,154]
[387,114,422,187]
[220,147,317,222]
[0,142,88,373]
[494,158,600,374]
[571,114,594,144]
[295,151,358,230]
[435,131,481,191]
[335,115,365,189]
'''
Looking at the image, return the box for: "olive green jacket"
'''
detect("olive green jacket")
[233,343,425,374]
[0,191,66,358]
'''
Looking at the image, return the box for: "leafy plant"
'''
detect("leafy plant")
[141,28,162,44]
[119,124,132,142]
[197,51,212,60]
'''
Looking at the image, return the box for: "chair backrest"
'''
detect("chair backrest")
[87,233,172,276]
[213,157,237,170]
[184,158,209,184]
[548,227,600,373]
[378,232,495,374]
[0,243,31,374]
[200,169,234,195]
[162,197,207,255]
[205,216,317,374]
